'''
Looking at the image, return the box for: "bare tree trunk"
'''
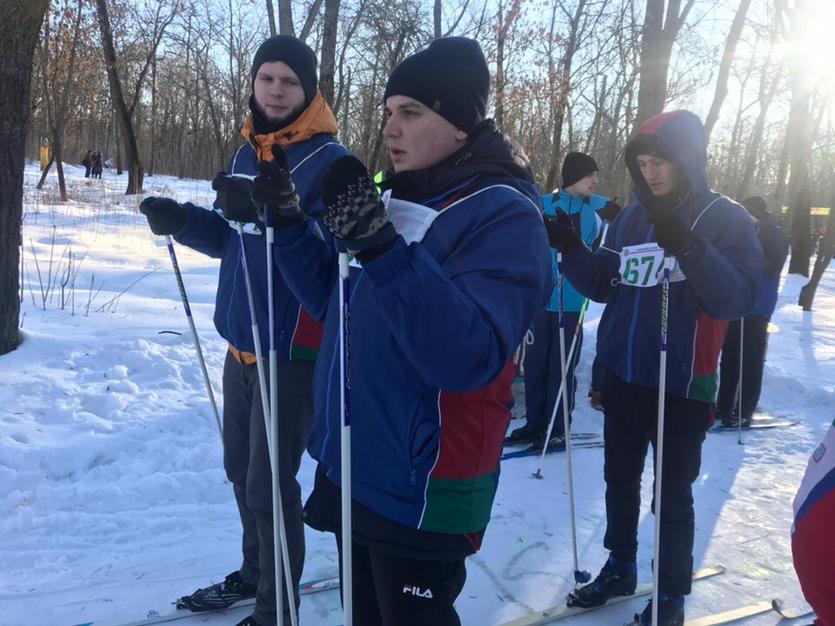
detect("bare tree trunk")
[494,0,507,129]
[265,0,277,36]
[148,53,157,177]
[434,0,442,39]
[0,0,50,354]
[319,0,340,106]
[634,0,695,129]
[704,0,752,140]
[299,0,324,42]
[95,0,144,194]
[277,0,294,36]
[798,187,835,310]
[544,0,588,191]
[785,72,813,276]
[738,69,781,199]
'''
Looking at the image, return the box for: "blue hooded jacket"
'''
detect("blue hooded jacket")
[562,110,766,402]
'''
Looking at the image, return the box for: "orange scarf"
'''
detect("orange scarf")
[240,91,339,162]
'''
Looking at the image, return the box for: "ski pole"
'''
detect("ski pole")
[651,256,672,626]
[738,318,744,445]
[263,209,299,626]
[163,235,223,440]
[533,297,588,477]
[338,251,353,626]
[535,253,589,584]
[234,222,294,626]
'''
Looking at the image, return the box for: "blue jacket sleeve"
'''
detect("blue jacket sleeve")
[360,194,552,392]
[273,218,338,322]
[561,210,622,302]
[173,202,230,259]
[676,200,765,319]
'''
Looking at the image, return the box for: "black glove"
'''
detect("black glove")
[544,210,582,254]
[646,206,694,256]
[139,197,187,235]
[251,144,303,228]
[320,156,397,261]
[211,172,259,223]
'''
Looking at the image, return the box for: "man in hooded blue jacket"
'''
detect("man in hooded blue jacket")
[546,110,765,626]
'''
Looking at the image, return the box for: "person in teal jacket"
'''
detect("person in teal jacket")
[506,151,620,451]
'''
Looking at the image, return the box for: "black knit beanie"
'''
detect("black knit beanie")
[561,152,599,188]
[742,196,768,220]
[383,37,489,135]
[251,35,318,104]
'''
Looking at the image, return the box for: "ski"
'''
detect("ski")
[712,421,796,431]
[501,438,604,461]
[772,598,815,620]
[85,575,340,626]
[496,566,725,626]
[681,601,773,626]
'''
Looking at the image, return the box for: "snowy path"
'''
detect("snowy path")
[1,165,831,626]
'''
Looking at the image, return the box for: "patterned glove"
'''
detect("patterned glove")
[544,209,582,253]
[251,144,303,228]
[646,206,693,256]
[320,156,397,259]
[139,197,187,235]
[211,172,259,223]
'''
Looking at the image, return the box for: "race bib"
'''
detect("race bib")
[619,243,667,287]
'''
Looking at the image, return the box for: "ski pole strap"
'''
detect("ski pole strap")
[660,257,671,351]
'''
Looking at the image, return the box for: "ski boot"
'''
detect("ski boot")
[505,423,540,445]
[567,555,637,608]
[528,431,566,453]
[176,571,257,612]
[629,594,684,626]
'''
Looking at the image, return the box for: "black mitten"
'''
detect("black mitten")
[320,156,397,258]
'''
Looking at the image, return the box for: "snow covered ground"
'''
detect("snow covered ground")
[1,163,832,626]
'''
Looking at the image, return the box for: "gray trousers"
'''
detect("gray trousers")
[222,351,315,626]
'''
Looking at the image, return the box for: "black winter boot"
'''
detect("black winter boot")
[633,594,685,626]
[566,555,637,608]
[505,423,540,445]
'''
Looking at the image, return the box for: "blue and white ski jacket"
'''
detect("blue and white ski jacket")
[561,110,765,403]
[274,123,552,535]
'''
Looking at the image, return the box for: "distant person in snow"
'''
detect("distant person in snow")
[546,110,765,626]
[138,35,348,626]
[792,417,835,626]
[714,196,789,428]
[506,151,620,452]
[252,37,551,626]
[91,151,103,179]
[81,150,92,178]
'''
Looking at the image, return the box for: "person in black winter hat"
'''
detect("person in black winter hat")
[251,35,551,626]
[139,34,349,626]
[561,151,599,189]
[249,34,319,134]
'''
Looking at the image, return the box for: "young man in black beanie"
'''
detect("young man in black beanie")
[507,150,621,451]
[252,36,551,626]
[138,35,348,626]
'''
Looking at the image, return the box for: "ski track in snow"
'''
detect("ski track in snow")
[1,164,831,626]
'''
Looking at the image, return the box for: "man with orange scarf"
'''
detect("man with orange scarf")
[139,36,348,626]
